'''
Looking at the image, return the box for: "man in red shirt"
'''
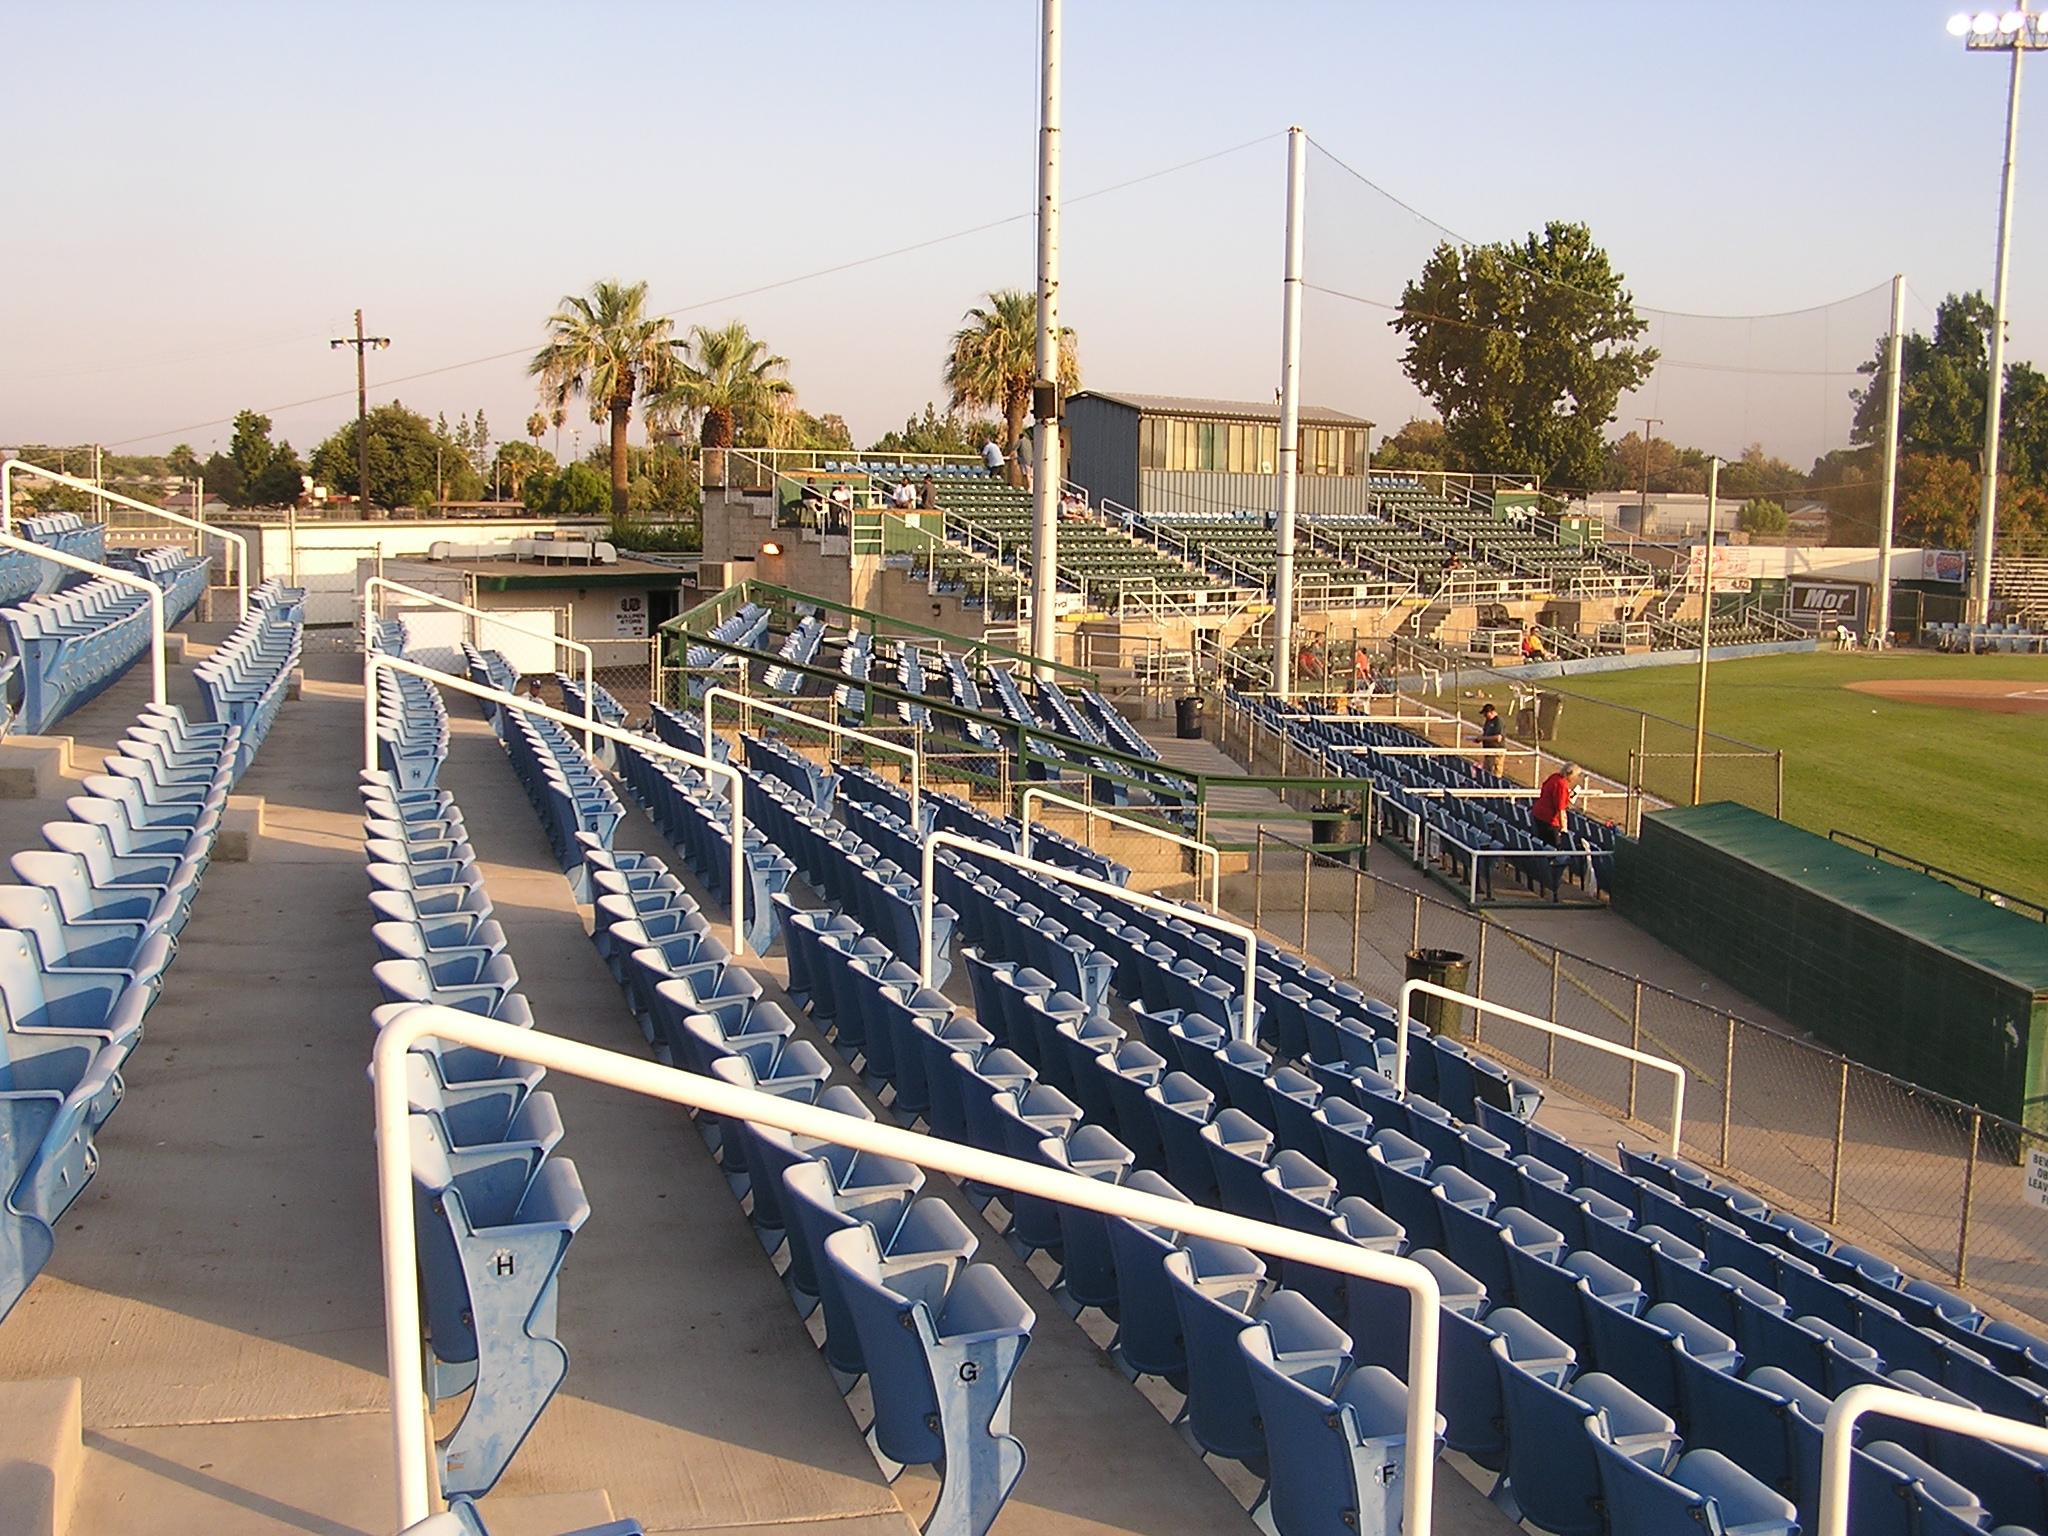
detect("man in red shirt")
[1533,762,1581,847]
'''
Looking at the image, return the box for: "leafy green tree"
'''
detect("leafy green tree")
[1738,498,1789,534]
[1601,431,1708,494]
[944,290,1079,486]
[1719,443,1806,502]
[1371,418,1449,473]
[310,401,448,510]
[200,451,242,505]
[768,405,853,451]
[225,410,305,507]
[1393,222,1656,488]
[530,280,680,519]
[867,402,1004,457]
[493,441,555,503]
[522,461,611,518]
[1898,453,1980,549]
[652,321,795,483]
[166,444,200,480]
[622,443,699,519]
[1851,291,2048,489]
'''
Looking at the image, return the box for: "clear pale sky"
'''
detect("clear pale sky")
[0,1,2036,470]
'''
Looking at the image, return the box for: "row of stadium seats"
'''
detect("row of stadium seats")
[744,762,1445,1533]
[739,741,2048,1536]
[358,674,623,1533]
[1236,694,1614,901]
[1,547,209,735]
[0,603,300,1321]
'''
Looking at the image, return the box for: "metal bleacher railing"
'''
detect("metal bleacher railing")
[364,655,752,957]
[370,1004,1449,1536]
[2,459,251,621]
[1240,826,2048,1332]
[364,575,597,753]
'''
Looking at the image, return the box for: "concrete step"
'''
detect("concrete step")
[0,1378,83,1536]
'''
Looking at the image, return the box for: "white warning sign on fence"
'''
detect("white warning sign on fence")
[2026,1147,2048,1210]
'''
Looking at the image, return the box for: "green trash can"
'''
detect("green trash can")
[1405,947,1472,1038]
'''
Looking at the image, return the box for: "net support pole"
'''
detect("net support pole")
[1971,45,2025,624]
[1027,0,1063,680]
[1272,125,1306,702]
[1691,457,1718,806]
[1875,273,1905,647]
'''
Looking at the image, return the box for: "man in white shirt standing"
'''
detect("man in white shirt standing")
[981,440,1004,476]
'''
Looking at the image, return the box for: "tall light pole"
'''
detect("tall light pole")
[1876,275,1906,648]
[332,309,390,512]
[1272,126,1307,701]
[1027,0,1064,679]
[1949,8,2048,621]
[1692,456,1721,806]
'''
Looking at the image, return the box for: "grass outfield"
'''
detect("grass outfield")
[1463,651,2048,907]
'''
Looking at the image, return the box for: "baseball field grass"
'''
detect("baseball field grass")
[1455,650,2048,908]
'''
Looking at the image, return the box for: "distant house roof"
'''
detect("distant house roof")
[1072,391,1372,428]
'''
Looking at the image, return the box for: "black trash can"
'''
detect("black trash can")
[1535,691,1564,742]
[1176,694,1205,739]
[1405,947,1472,1038]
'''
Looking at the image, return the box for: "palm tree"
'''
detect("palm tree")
[653,321,794,486]
[944,289,1079,486]
[529,280,678,518]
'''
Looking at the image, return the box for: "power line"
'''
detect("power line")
[102,132,1285,451]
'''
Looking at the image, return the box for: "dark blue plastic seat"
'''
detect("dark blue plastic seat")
[1106,1170,1193,1388]
[1587,1417,1797,1536]
[1239,1291,1441,1536]
[1146,1071,1219,1204]
[1163,1238,1276,1473]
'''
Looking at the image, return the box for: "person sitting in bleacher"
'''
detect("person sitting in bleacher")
[891,478,916,510]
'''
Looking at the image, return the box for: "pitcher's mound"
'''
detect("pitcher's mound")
[1846,679,2048,714]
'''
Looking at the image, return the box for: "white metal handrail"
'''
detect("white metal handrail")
[1,460,249,619]
[920,830,1258,1037]
[702,684,920,822]
[1818,1385,2048,1536]
[364,576,595,754]
[362,653,751,955]
[371,1004,1446,1534]
[1019,786,1221,911]
[0,530,166,707]
[1396,980,1687,1156]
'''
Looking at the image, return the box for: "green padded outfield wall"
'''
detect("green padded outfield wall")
[1611,803,2048,1130]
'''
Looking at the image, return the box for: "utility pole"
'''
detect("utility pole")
[331,310,390,512]
[1635,417,1663,543]
[1876,275,1906,648]
[1693,456,1720,806]
[1273,126,1307,701]
[1027,0,1064,679]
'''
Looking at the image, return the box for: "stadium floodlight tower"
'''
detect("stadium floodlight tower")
[1948,7,2048,622]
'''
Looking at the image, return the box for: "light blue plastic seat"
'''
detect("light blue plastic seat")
[411,1118,587,1498]
[822,1224,1034,1536]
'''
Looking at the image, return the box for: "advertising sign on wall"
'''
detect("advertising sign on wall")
[1921,549,1968,584]
[1788,579,1866,633]
[614,593,648,639]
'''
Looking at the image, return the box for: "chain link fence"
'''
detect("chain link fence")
[1238,831,2048,1330]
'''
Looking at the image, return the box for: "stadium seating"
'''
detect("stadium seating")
[0,583,299,1323]
[361,652,596,1503]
